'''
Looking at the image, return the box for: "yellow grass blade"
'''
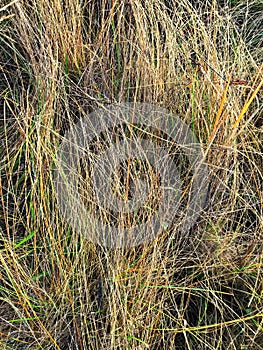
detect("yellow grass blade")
[233,64,263,129]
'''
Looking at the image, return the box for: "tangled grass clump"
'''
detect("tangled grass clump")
[0,0,262,349]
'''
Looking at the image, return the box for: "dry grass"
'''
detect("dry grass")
[0,0,262,349]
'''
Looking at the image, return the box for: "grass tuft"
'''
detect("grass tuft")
[0,0,262,349]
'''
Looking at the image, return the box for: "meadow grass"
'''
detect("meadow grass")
[0,0,262,349]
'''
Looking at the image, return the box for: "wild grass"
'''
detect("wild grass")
[0,0,262,349]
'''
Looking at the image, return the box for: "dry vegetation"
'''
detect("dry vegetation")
[0,0,262,349]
